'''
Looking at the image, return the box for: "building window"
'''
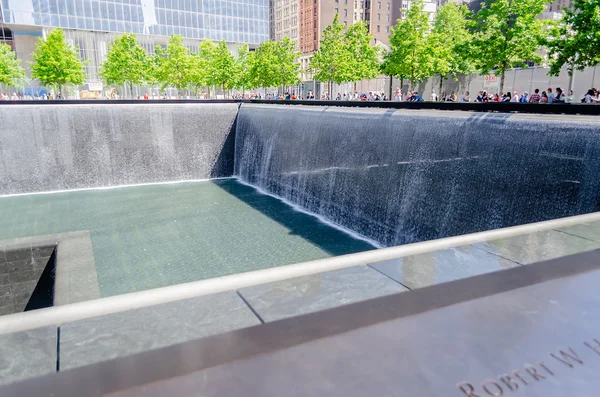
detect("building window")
[344,9,347,16]
[387,2,391,10]
[387,14,390,21]
[344,21,347,26]
[335,8,339,13]
[377,25,380,32]
[344,0,348,4]
[378,13,380,20]
[386,26,390,33]
[378,2,381,9]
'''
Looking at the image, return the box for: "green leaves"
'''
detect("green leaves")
[100,33,147,89]
[548,0,600,76]
[344,21,381,82]
[31,29,86,91]
[156,34,192,91]
[249,37,301,91]
[429,3,474,81]
[382,0,433,88]
[311,14,350,85]
[471,0,550,90]
[0,43,26,87]
[311,14,380,93]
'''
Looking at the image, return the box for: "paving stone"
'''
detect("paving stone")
[370,246,519,289]
[557,221,600,243]
[474,230,600,265]
[59,291,260,371]
[0,326,57,385]
[239,265,407,323]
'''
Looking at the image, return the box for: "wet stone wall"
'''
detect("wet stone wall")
[235,105,600,247]
[0,103,239,194]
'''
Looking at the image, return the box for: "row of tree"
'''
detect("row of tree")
[1,0,598,96]
[381,0,600,95]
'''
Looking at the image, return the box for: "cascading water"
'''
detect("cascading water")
[235,104,600,247]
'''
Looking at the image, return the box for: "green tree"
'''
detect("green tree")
[250,37,300,94]
[249,41,274,92]
[548,0,600,81]
[157,34,192,94]
[100,33,147,97]
[429,3,473,96]
[275,36,301,94]
[310,14,350,97]
[344,21,381,92]
[472,0,550,94]
[212,40,237,97]
[146,44,167,88]
[234,44,255,95]
[385,0,433,92]
[190,39,217,97]
[31,28,86,95]
[0,43,27,87]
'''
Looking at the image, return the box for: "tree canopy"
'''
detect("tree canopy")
[548,0,600,76]
[212,40,238,94]
[250,37,300,93]
[100,33,147,95]
[155,34,192,91]
[383,0,433,91]
[0,43,27,88]
[344,21,381,88]
[428,2,473,94]
[311,14,351,94]
[471,0,550,93]
[31,28,86,93]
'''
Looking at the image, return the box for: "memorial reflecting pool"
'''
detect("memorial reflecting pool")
[0,179,374,298]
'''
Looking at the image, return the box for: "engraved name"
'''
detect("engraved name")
[456,339,600,396]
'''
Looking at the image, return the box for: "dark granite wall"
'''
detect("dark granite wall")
[235,105,600,247]
[0,243,55,315]
[0,103,239,194]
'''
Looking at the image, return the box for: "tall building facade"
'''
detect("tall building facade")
[273,0,299,46]
[0,0,269,90]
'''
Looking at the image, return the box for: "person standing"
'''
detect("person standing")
[547,87,555,103]
[511,91,519,102]
[565,89,574,103]
[553,87,565,103]
[529,89,541,102]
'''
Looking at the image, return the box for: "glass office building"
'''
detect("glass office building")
[0,0,269,94]
[1,0,269,45]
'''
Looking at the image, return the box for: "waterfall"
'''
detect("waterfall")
[235,104,600,247]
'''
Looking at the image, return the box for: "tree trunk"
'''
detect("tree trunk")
[438,76,443,100]
[388,76,393,100]
[58,84,62,99]
[354,81,357,93]
[130,82,134,99]
[499,67,506,95]
[567,61,575,93]
[329,81,332,99]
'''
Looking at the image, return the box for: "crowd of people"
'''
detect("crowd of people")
[3,86,600,103]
